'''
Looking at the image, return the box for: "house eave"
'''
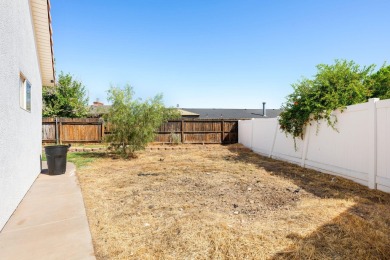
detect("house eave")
[30,0,55,86]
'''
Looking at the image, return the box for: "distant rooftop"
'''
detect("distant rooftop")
[88,104,110,117]
[181,108,282,119]
[88,103,282,119]
[177,109,199,117]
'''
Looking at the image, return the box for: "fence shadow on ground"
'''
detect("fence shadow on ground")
[69,151,142,161]
[227,146,390,202]
[70,152,108,158]
[269,202,390,259]
[227,146,390,259]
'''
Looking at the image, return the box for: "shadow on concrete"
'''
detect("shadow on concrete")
[40,168,49,175]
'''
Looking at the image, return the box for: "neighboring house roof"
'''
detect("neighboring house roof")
[178,109,199,117]
[31,0,55,86]
[87,105,282,119]
[180,108,282,119]
[88,105,111,117]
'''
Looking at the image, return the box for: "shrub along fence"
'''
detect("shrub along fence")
[42,118,238,144]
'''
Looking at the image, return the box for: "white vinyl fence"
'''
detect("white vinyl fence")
[239,98,390,193]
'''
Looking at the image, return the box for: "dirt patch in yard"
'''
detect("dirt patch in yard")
[77,145,390,259]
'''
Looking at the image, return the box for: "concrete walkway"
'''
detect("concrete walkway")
[0,162,95,259]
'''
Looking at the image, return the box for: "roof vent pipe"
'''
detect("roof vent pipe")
[262,102,266,117]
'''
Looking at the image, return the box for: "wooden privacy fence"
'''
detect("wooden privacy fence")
[42,118,104,143]
[155,119,238,144]
[42,118,238,144]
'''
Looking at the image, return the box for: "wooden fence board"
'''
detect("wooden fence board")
[42,123,56,142]
[154,133,174,143]
[155,119,238,144]
[42,118,103,143]
[61,124,101,142]
[157,121,181,133]
[184,133,222,144]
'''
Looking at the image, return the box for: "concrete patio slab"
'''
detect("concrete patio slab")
[0,162,95,260]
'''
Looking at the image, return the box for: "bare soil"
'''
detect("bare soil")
[77,144,390,259]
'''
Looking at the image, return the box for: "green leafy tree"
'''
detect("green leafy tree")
[105,84,180,157]
[43,72,89,117]
[279,60,375,139]
[370,64,390,99]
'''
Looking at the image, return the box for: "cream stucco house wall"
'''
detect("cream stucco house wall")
[0,0,55,230]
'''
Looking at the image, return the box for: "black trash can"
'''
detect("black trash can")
[45,145,69,175]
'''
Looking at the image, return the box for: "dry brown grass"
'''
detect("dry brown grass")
[77,145,390,260]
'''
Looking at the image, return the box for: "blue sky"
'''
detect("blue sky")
[51,0,390,109]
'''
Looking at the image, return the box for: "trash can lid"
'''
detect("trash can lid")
[44,145,70,149]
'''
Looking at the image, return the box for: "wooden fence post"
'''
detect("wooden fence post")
[221,120,225,144]
[55,117,59,144]
[181,120,184,144]
[101,119,104,142]
[58,118,62,144]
